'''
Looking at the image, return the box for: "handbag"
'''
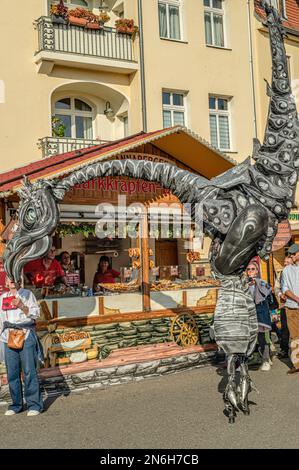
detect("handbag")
[2,296,17,311]
[8,329,26,350]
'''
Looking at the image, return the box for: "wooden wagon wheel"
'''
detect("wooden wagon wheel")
[170,313,199,347]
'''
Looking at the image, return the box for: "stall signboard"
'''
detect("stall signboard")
[124,268,133,279]
[196,266,205,277]
[66,153,176,202]
[272,220,292,252]
[66,272,80,286]
[151,267,160,277]
[71,176,168,195]
[116,153,174,165]
[170,266,179,276]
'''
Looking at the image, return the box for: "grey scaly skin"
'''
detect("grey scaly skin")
[3,3,298,421]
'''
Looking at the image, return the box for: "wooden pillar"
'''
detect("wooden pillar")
[98,296,104,316]
[140,210,151,312]
[0,199,5,225]
[52,301,59,319]
[182,290,187,307]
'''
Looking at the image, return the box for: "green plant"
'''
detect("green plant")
[50,1,68,17]
[51,116,66,138]
[56,223,96,238]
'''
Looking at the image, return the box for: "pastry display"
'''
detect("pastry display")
[150,278,220,291]
[186,252,201,263]
[97,280,140,293]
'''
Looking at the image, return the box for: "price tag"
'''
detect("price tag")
[170,266,178,276]
[196,266,205,277]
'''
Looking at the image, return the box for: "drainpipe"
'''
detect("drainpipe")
[247,0,258,139]
[137,0,148,133]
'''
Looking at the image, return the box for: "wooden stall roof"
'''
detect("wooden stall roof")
[0,126,236,196]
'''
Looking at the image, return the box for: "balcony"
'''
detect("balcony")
[34,17,139,74]
[38,137,109,158]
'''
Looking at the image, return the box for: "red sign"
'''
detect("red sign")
[71,176,170,196]
[272,220,292,252]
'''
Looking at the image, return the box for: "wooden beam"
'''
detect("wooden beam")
[98,296,104,316]
[140,210,151,312]
[182,291,187,307]
[39,301,52,321]
[36,305,216,331]
[0,200,5,225]
[52,301,58,319]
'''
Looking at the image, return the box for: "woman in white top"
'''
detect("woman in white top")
[0,277,43,416]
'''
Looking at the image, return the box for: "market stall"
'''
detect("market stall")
[0,127,235,370]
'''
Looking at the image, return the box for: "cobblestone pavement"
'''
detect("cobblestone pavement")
[0,356,298,449]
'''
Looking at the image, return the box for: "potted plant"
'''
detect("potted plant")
[115,18,139,39]
[50,0,68,24]
[85,11,101,30]
[67,7,89,27]
[99,11,110,27]
[52,116,66,138]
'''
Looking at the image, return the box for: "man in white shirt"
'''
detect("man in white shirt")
[280,244,299,375]
[0,278,43,415]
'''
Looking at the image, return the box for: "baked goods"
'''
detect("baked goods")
[128,248,140,258]
[186,252,201,263]
[150,278,220,291]
[97,280,140,293]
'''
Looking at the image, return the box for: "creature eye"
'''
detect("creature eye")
[24,206,37,228]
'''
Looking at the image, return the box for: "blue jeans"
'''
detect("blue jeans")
[4,331,43,413]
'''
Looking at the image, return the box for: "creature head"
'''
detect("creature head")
[3,177,61,283]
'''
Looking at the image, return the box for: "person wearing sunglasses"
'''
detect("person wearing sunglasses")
[0,277,44,416]
[246,261,273,372]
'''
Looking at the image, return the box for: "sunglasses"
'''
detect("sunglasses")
[247,267,257,271]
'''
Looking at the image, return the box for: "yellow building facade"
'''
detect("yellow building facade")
[0,0,298,203]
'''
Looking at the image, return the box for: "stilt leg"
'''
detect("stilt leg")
[223,354,239,423]
[238,355,251,415]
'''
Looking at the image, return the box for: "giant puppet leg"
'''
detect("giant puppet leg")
[212,205,265,422]
[223,354,239,424]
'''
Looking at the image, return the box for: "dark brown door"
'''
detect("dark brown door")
[155,240,178,267]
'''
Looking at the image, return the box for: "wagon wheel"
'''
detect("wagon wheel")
[170,314,199,347]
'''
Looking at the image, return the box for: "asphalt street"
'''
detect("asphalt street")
[0,356,298,449]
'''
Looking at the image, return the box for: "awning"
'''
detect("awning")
[0,126,236,196]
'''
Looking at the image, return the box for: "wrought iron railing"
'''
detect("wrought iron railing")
[35,16,136,62]
[38,137,109,158]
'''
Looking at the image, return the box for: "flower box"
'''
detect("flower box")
[86,22,101,30]
[68,16,88,27]
[116,26,135,34]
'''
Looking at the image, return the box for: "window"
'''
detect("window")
[159,0,181,40]
[162,91,186,127]
[123,115,129,137]
[51,0,90,9]
[54,97,93,139]
[209,96,231,150]
[204,0,225,48]
[268,0,287,18]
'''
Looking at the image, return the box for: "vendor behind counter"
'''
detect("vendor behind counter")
[24,246,68,287]
[93,256,120,292]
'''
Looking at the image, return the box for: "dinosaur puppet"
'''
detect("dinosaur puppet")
[3,3,299,422]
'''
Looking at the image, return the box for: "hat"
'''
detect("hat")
[288,244,299,254]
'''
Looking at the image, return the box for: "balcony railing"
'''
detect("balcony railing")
[35,16,135,63]
[38,137,109,158]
